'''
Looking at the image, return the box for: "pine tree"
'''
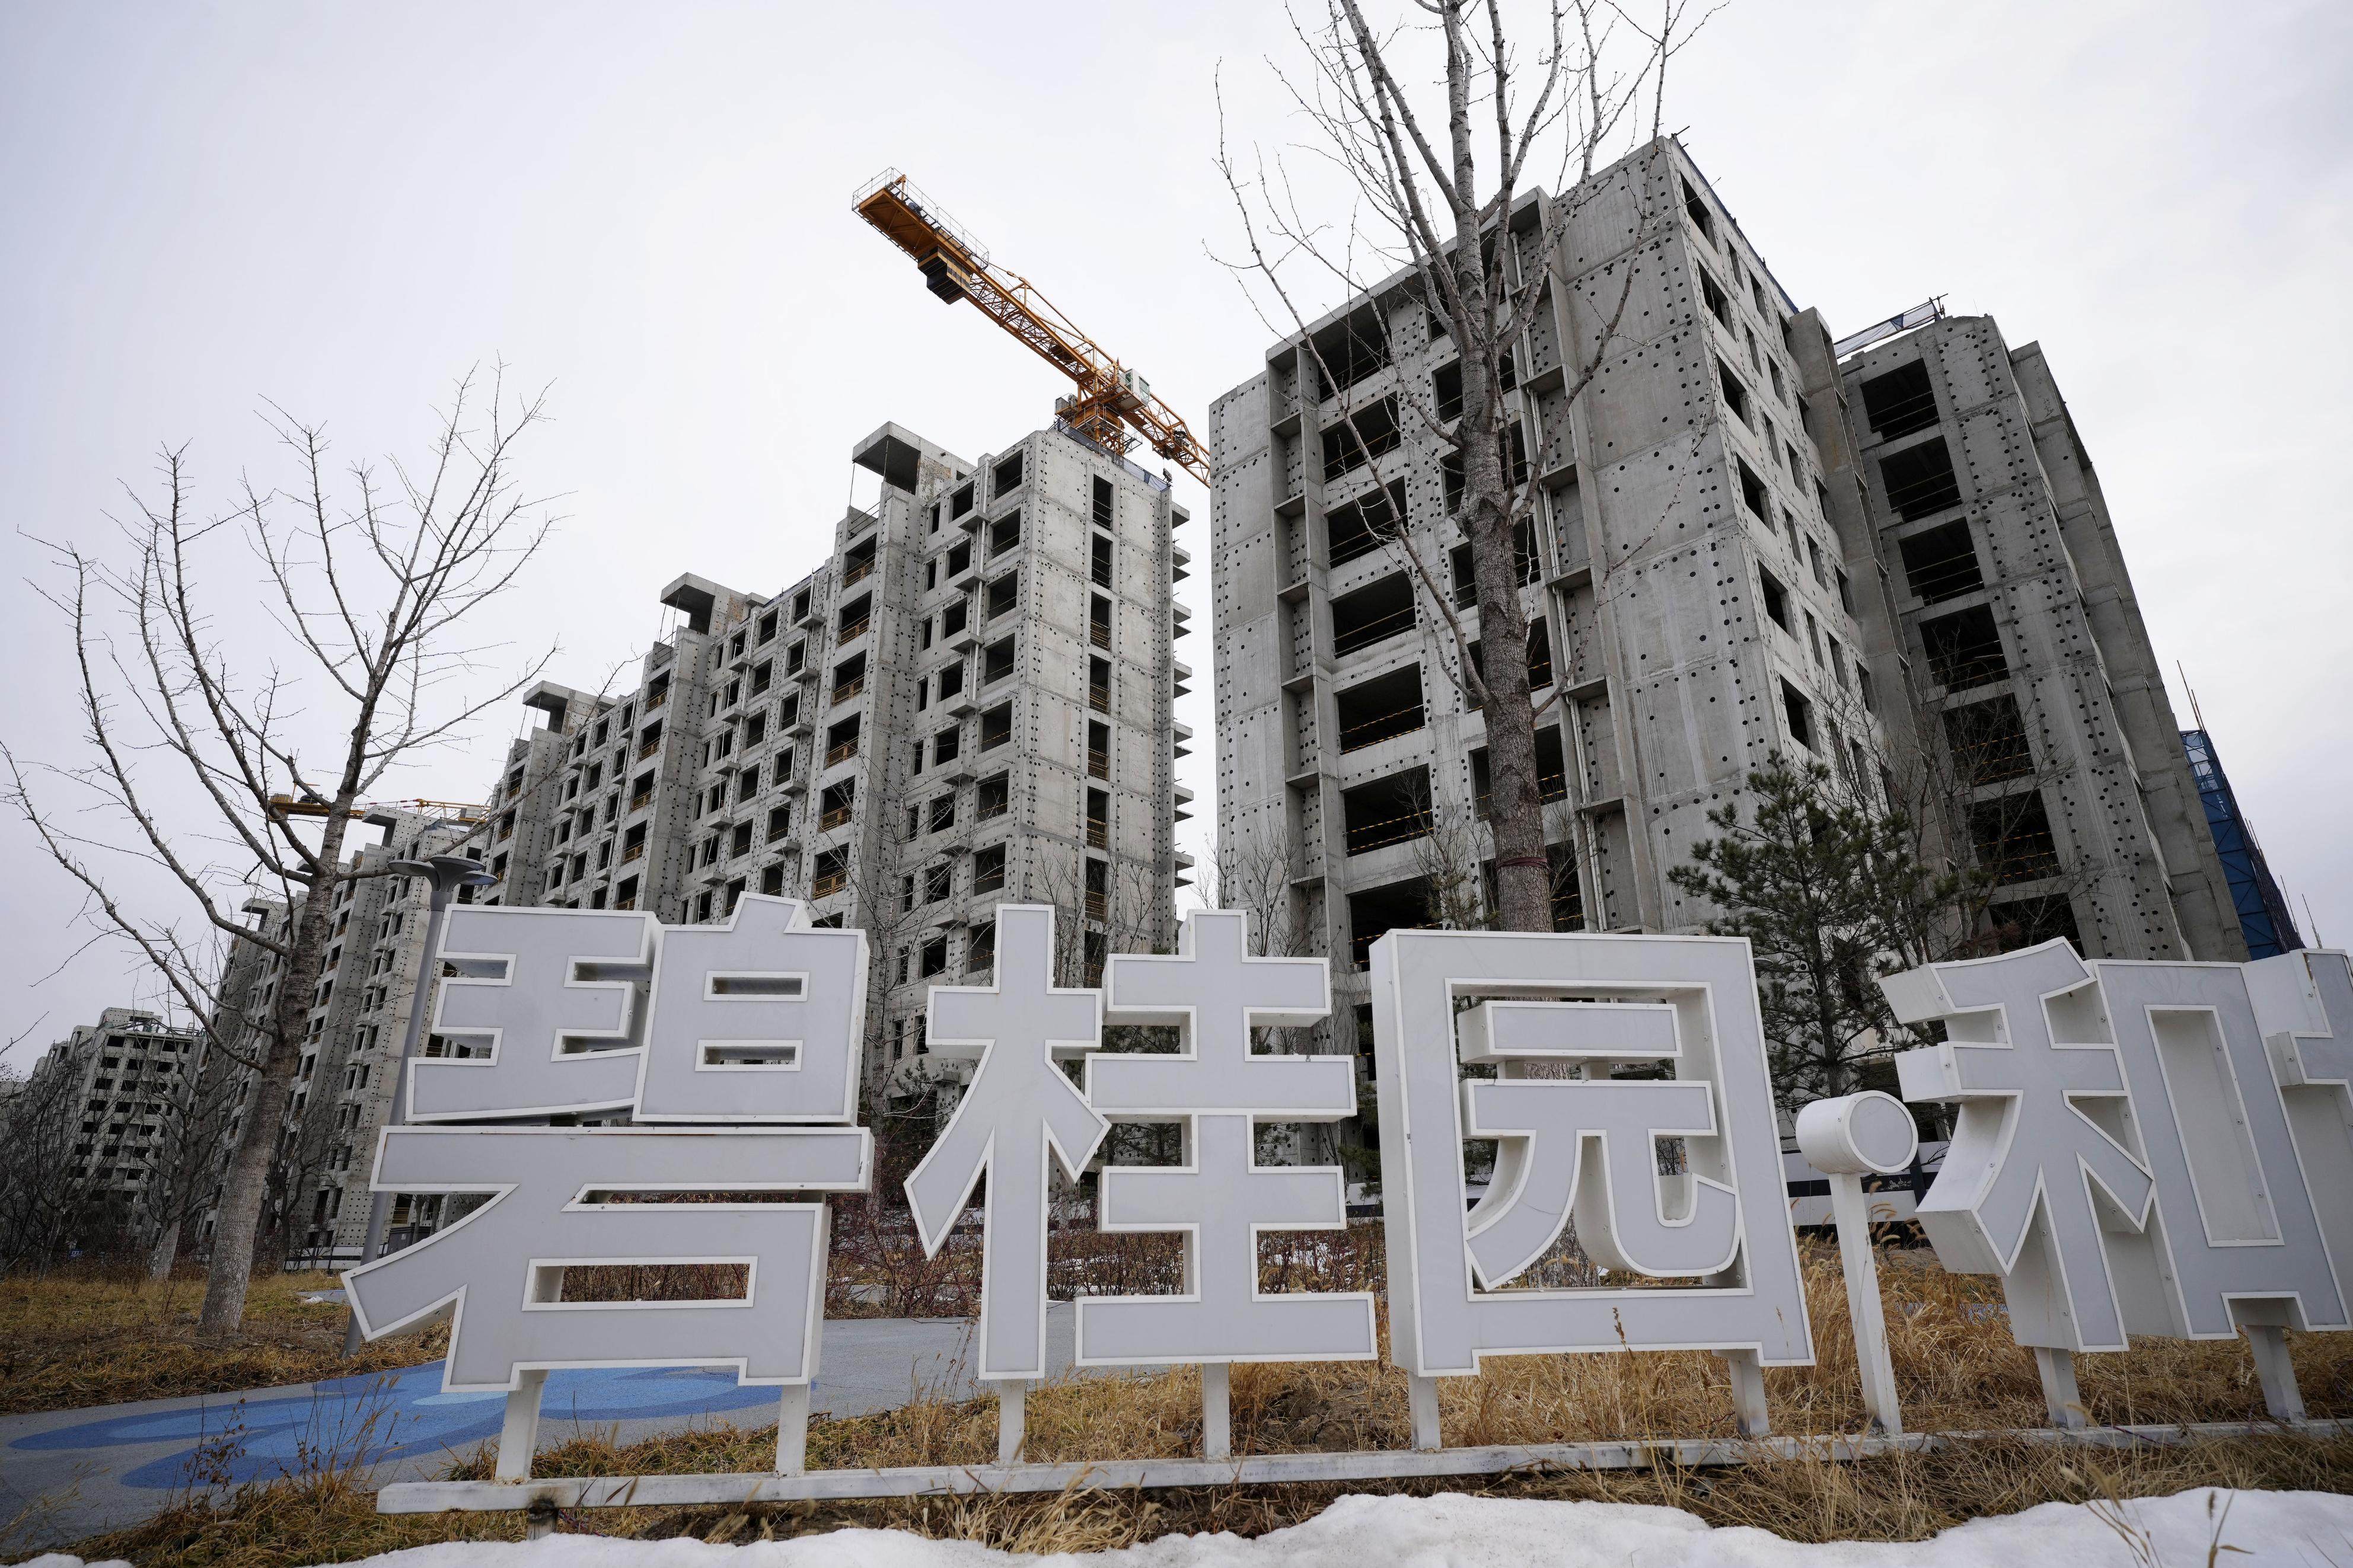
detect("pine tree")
[1669,755,1965,1109]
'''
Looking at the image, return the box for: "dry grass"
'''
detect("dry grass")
[46,1241,2353,1563]
[0,1266,445,1415]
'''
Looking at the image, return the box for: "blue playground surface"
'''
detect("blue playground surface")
[10,1359,782,1489]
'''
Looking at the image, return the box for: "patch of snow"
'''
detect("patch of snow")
[27,1486,2342,1568]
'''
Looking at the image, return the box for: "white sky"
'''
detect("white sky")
[2,0,2347,1059]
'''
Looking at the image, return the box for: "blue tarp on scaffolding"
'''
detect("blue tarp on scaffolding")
[2182,727,2304,959]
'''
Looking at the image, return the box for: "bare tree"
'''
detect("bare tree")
[1216,0,1722,933]
[113,1011,245,1280]
[3,371,559,1330]
[0,1051,108,1277]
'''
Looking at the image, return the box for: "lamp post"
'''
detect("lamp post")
[343,854,497,1356]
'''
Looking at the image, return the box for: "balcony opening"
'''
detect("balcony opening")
[1086,787,1110,850]
[978,772,1010,821]
[1944,694,2035,784]
[938,659,966,700]
[1699,267,1731,328]
[981,702,1015,751]
[1321,397,1401,483]
[1084,856,1109,922]
[731,821,753,858]
[819,780,856,833]
[986,572,1019,621]
[993,449,1024,498]
[1092,475,1114,529]
[1899,519,1984,604]
[812,848,847,899]
[1717,360,1751,427]
[1736,457,1769,519]
[1343,766,1433,855]
[1857,359,1938,440]
[1327,482,1405,568]
[990,511,1021,558]
[1309,302,1390,395]
[983,635,1017,687]
[951,481,974,519]
[1092,532,1114,586]
[1348,876,1432,969]
[761,864,785,896]
[1921,604,2008,690]
[836,595,872,644]
[932,726,961,765]
[1879,436,1963,520]
[1547,841,1584,931]
[841,535,878,588]
[1335,663,1425,752]
[941,599,968,640]
[974,842,1006,894]
[1682,177,1714,243]
[1757,566,1790,631]
[1972,790,2062,886]
[923,861,954,904]
[831,652,866,706]
[1330,572,1415,657]
[1088,655,1112,714]
[1465,618,1552,692]
[1470,727,1567,814]
[767,804,792,842]
[1087,720,1111,780]
[1089,594,1112,650]
[1781,681,1815,751]
[825,714,860,767]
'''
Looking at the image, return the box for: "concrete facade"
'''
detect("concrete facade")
[211,420,1188,1265]
[201,806,476,1263]
[1210,139,1894,1051]
[28,1007,197,1209]
[1207,138,2246,1077]
[1834,314,2241,961]
[461,419,1188,1092]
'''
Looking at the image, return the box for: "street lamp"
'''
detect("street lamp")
[343,853,497,1356]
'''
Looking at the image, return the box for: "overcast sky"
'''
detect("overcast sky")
[2,0,2347,1060]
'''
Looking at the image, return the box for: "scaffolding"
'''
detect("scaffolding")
[2182,728,2304,959]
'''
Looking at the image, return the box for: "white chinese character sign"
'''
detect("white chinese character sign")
[1885,940,2350,1423]
[343,896,2353,1498]
[345,897,871,1478]
[1366,930,1813,1442]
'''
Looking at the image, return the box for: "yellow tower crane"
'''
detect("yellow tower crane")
[854,169,1209,486]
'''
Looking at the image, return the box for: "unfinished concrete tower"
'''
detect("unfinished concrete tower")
[464,420,1187,1099]
[1832,314,2242,960]
[1209,139,1895,1053]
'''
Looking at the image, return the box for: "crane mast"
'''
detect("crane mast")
[853,170,1210,485]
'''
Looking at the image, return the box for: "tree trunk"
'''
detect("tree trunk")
[147,1219,180,1282]
[1456,277,1551,933]
[199,815,352,1332]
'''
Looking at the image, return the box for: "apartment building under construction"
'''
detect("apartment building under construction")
[1207,137,2244,1063]
[466,419,1190,1089]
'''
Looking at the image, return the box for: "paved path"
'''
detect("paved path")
[2,1307,1105,1553]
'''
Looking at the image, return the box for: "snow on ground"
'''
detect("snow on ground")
[21,1486,2353,1567]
